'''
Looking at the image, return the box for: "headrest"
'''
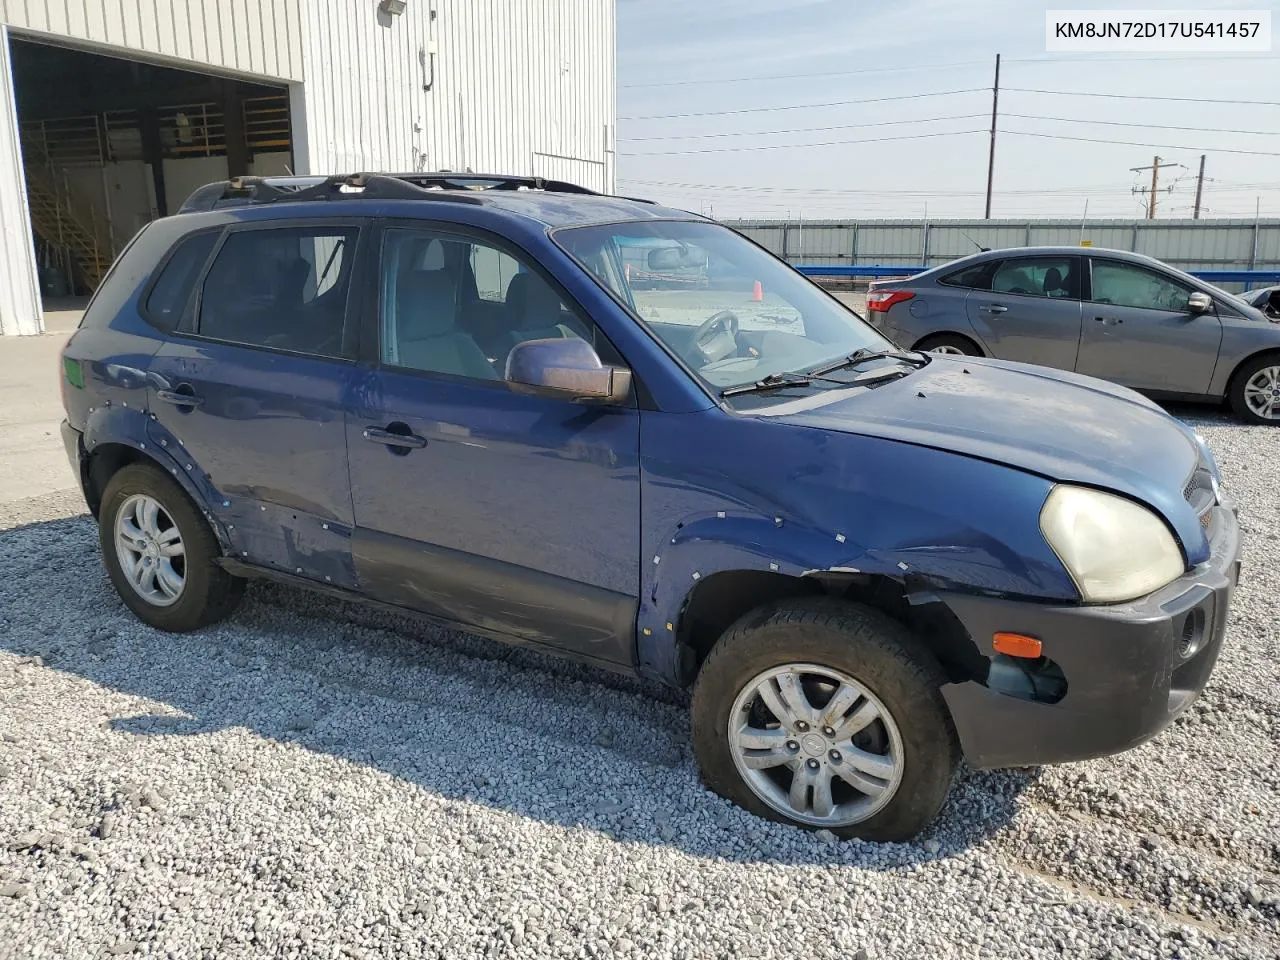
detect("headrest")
[518,275,564,330]
[397,270,457,340]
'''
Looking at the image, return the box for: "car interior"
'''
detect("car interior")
[199,229,355,356]
[382,233,587,378]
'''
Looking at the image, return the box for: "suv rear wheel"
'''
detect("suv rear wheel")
[691,599,958,841]
[99,463,244,631]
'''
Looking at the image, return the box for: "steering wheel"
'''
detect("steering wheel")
[693,310,741,365]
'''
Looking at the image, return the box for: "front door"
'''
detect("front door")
[146,220,364,585]
[1075,257,1223,394]
[345,223,641,667]
[964,255,1083,370]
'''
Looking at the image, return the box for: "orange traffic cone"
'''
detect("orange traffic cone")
[752,280,763,302]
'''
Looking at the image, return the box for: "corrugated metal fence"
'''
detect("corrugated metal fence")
[729,218,1280,279]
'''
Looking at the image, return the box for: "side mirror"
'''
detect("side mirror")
[1188,291,1213,314]
[505,338,632,404]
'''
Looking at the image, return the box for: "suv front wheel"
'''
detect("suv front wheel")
[691,599,958,841]
[98,463,244,631]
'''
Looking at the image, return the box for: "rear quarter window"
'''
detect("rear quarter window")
[939,262,994,290]
[143,231,221,331]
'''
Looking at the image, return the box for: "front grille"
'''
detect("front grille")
[1183,462,1218,527]
[1183,451,1225,545]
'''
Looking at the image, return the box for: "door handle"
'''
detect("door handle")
[983,304,1008,314]
[363,426,427,450]
[1094,316,1123,326]
[155,388,204,407]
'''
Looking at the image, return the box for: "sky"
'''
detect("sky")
[614,0,1280,220]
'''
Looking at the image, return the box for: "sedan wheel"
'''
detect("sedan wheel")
[1242,364,1280,421]
[927,344,966,355]
[114,493,186,606]
[728,663,906,828]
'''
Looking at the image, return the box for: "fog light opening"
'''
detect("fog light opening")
[986,653,1067,704]
[1180,608,1206,660]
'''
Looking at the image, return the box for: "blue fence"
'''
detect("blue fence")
[795,264,1280,289]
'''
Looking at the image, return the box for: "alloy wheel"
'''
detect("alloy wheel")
[1243,365,1280,420]
[728,663,905,828]
[114,494,186,607]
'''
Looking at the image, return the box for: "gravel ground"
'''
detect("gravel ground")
[1,409,1277,959]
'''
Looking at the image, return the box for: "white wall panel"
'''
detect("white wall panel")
[295,0,614,191]
[0,0,305,80]
[0,26,39,335]
[0,0,614,334]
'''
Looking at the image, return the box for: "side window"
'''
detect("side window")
[939,262,994,290]
[380,227,594,380]
[470,245,522,302]
[144,231,219,330]
[1090,260,1191,312]
[990,257,1078,299]
[198,225,357,356]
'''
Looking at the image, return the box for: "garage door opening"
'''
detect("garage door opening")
[10,36,293,300]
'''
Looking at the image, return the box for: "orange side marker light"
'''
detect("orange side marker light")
[993,632,1042,659]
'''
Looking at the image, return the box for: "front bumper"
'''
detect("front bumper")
[939,501,1240,769]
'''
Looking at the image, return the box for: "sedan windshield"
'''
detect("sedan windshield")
[554,220,892,392]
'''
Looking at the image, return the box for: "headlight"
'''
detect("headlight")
[1039,485,1184,603]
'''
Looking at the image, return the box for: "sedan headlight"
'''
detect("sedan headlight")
[1039,485,1184,603]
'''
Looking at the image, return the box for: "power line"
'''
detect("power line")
[624,129,986,157]
[617,112,1280,146]
[1005,53,1280,64]
[618,54,1280,90]
[620,60,989,89]
[1004,87,1280,107]
[1003,113,1280,137]
[617,113,987,142]
[618,88,985,121]
[616,177,1154,198]
[1002,129,1280,158]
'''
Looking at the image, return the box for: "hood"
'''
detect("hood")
[757,354,1203,548]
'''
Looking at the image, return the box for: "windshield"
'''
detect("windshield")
[554,220,892,391]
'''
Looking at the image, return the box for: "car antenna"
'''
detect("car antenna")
[960,231,990,253]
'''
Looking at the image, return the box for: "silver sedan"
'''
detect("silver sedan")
[865,246,1280,424]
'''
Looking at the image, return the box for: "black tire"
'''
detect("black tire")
[691,599,958,842]
[1227,352,1280,425]
[98,463,244,631]
[914,333,981,356]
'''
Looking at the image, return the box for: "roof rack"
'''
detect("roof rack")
[176,171,606,213]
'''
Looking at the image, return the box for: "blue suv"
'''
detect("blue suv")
[60,174,1241,841]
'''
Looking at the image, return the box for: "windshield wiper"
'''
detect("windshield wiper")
[720,370,844,398]
[810,347,929,377]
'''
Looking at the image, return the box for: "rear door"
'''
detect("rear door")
[964,255,1083,370]
[145,219,365,585]
[1075,257,1222,394]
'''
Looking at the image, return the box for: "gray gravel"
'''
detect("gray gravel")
[1,410,1278,959]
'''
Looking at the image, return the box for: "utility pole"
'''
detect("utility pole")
[1130,155,1179,219]
[1193,154,1206,219]
[984,53,1000,219]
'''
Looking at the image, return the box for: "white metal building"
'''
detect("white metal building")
[0,0,616,335]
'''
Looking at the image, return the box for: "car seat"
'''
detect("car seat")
[501,273,580,357]
[1043,266,1070,298]
[395,271,496,380]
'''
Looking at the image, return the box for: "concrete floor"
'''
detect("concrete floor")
[0,305,84,504]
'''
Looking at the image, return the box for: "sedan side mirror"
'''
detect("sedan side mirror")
[505,337,632,404]
[1188,291,1213,314]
